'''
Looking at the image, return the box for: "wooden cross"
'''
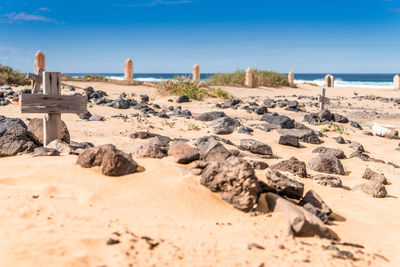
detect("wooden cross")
[27,68,44,94]
[318,88,330,111]
[20,71,87,146]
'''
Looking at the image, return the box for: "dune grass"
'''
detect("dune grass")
[205,69,290,87]
[84,74,108,81]
[157,76,233,101]
[0,64,29,86]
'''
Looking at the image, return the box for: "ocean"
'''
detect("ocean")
[66,73,397,89]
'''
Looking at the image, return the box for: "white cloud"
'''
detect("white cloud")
[0,11,58,23]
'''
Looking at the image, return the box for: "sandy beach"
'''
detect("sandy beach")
[0,81,399,266]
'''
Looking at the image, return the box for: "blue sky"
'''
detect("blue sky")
[0,0,400,73]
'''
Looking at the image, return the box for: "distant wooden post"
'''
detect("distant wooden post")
[124,58,133,83]
[394,74,400,90]
[245,67,253,88]
[325,74,334,88]
[35,51,45,74]
[288,71,295,87]
[33,51,45,90]
[192,64,200,84]
[21,71,87,146]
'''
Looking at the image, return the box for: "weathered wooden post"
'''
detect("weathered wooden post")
[394,74,400,90]
[325,74,334,88]
[21,71,87,146]
[124,58,133,83]
[288,71,295,87]
[192,64,200,84]
[245,67,253,88]
[318,88,330,111]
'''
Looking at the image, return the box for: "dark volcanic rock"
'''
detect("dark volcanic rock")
[33,147,60,157]
[239,139,273,156]
[333,114,349,123]
[168,141,200,164]
[0,120,37,157]
[262,193,334,239]
[129,132,160,139]
[278,135,300,148]
[300,190,332,224]
[312,175,342,188]
[350,121,363,130]
[260,115,294,129]
[262,169,304,199]
[195,136,231,162]
[222,99,240,108]
[238,126,254,135]
[209,117,240,135]
[335,136,346,144]
[196,111,227,122]
[77,144,138,176]
[278,128,321,144]
[201,156,260,212]
[308,154,345,175]
[312,146,346,159]
[28,118,70,145]
[176,95,190,103]
[249,160,269,170]
[271,157,307,178]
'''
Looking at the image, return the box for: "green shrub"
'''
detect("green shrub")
[205,69,289,87]
[0,64,29,85]
[157,76,233,100]
[84,74,107,81]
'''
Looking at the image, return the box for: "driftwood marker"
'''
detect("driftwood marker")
[21,71,87,146]
[394,74,400,90]
[318,88,330,111]
[288,71,295,87]
[27,68,44,94]
[192,64,200,84]
[325,74,334,88]
[124,58,133,83]
[245,67,253,88]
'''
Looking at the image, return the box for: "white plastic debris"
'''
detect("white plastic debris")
[372,123,397,137]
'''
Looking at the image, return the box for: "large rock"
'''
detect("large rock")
[0,122,37,157]
[239,139,273,156]
[168,141,200,164]
[353,181,387,198]
[312,146,346,159]
[312,175,342,188]
[77,144,138,176]
[277,129,321,144]
[261,169,304,200]
[28,118,70,145]
[131,142,168,159]
[270,157,307,178]
[299,190,332,224]
[308,154,345,175]
[201,156,260,212]
[195,136,231,162]
[362,168,387,185]
[196,111,227,122]
[263,193,334,239]
[209,117,240,135]
[260,115,294,129]
[278,135,300,148]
